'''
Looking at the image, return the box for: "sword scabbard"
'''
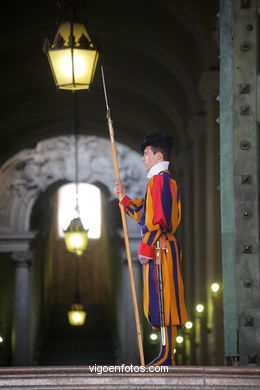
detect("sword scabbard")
[155,238,166,342]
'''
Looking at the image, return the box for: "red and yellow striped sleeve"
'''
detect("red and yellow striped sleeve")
[120,195,144,223]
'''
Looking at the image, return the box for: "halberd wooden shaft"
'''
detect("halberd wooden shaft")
[101,66,145,366]
[108,117,145,367]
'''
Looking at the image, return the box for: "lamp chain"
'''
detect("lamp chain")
[73,90,80,218]
[75,255,80,299]
[57,0,84,24]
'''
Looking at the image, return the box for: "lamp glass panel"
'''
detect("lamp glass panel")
[73,48,98,85]
[48,48,72,86]
[48,48,98,89]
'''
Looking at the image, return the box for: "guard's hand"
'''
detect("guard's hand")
[114,182,126,199]
[138,255,150,264]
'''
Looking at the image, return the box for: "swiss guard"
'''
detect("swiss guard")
[114,132,188,366]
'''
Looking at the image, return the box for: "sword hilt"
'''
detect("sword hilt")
[155,243,162,265]
[155,239,168,265]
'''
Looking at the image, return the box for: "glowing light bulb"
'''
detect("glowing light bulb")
[0,336,3,343]
[185,321,193,329]
[60,52,88,78]
[196,304,205,313]
[69,233,84,248]
[71,312,82,324]
[150,333,158,341]
[68,304,87,326]
[211,283,220,293]
[176,336,184,344]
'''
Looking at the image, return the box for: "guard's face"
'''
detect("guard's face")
[141,146,161,172]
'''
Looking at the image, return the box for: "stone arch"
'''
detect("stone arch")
[0,135,146,364]
[0,135,146,239]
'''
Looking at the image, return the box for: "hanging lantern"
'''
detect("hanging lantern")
[64,217,88,256]
[68,303,87,326]
[44,20,99,90]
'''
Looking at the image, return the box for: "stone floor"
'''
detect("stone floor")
[0,366,260,389]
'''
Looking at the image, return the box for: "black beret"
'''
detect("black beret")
[140,132,173,153]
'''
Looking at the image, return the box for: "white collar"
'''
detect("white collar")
[147,161,169,179]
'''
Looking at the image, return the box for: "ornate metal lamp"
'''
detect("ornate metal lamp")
[68,303,87,326]
[64,217,88,256]
[44,0,98,326]
[43,1,99,90]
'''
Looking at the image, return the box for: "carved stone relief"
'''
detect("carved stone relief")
[0,136,146,234]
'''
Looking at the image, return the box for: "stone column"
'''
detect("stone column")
[179,149,196,364]
[11,251,33,366]
[199,70,224,365]
[188,115,207,365]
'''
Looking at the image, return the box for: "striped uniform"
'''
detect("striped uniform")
[121,170,188,328]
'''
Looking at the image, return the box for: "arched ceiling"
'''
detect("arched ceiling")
[0,0,218,166]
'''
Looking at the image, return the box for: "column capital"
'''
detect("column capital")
[11,251,33,268]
